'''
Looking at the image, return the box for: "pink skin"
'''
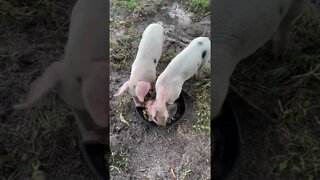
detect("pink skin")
[114,81,130,97]
[146,100,156,118]
[146,88,169,127]
[136,81,151,102]
[114,80,151,106]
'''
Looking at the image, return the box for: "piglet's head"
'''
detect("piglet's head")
[114,80,150,102]
[146,100,168,127]
[155,107,169,127]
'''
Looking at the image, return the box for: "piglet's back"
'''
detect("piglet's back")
[162,37,210,81]
[134,23,164,64]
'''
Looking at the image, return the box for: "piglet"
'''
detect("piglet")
[147,37,211,126]
[14,0,108,143]
[212,0,309,118]
[114,22,165,106]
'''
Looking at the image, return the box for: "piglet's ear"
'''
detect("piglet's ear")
[114,80,130,96]
[135,81,150,102]
[14,62,62,109]
[82,62,108,128]
[146,100,156,118]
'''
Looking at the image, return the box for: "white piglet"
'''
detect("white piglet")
[147,37,211,126]
[114,22,165,106]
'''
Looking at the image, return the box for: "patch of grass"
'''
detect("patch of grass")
[192,124,210,135]
[292,12,320,48]
[109,150,129,174]
[110,27,141,70]
[119,26,141,48]
[266,54,320,87]
[122,28,141,45]
[0,0,35,20]
[110,18,128,28]
[251,48,320,178]
[234,51,320,178]
[110,45,131,70]
[112,0,164,19]
[0,0,69,34]
[119,94,132,105]
[182,0,210,14]
[181,169,192,180]
[110,60,129,71]
[30,96,65,131]
[192,69,211,135]
[273,130,320,178]
[110,39,118,49]
[110,93,132,119]
[112,0,139,11]
[153,0,165,5]
[271,85,320,178]
[281,93,311,124]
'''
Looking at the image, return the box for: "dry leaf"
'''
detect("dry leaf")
[169,168,176,180]
[120,113,130,126]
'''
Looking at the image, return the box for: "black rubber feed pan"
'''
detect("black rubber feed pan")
[213,99,241,180]
[79,140,110,180]
[135,90,186,127]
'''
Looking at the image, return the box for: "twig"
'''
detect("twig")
[291,64,320,79]
[179,36,192,44]
[43,18,69,39]
[229,85,280,124]
[203,12,210,17]
[7,170,22,180]
[169,168,177,180]
[281,65,320,95]
[166,37,188,46]
[117,38,130,50]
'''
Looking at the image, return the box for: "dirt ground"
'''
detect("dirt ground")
[110,1,211,179]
